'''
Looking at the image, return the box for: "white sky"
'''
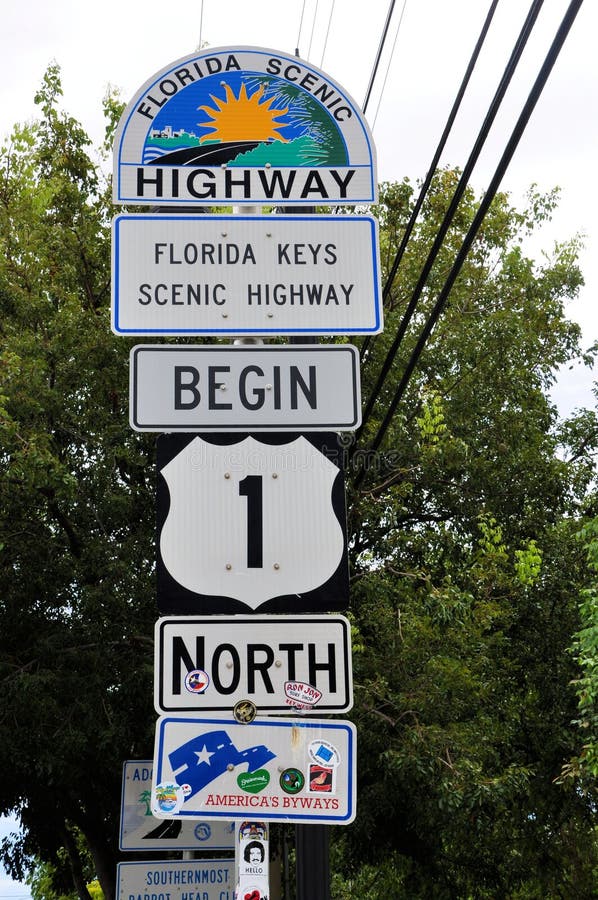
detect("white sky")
[0,1,596,893]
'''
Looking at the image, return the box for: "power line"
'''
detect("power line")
[198,0,205,48]
[355,0,584,486]
[363,0,398,114]
[308,0,320,59]
[320,0,336,69]
[359,0,500,366]
[296,0,308,55]
[356,0,544,442]
[371,0,408,130]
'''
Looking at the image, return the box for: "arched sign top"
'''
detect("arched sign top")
[113,46,377,206]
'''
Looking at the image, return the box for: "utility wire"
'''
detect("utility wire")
[363,0,398,113]
[356,0,584,487]
[296,0,308,55]
[371,0,409,129]
[320,0,336,68]
[357,0,545,441]
[359,0,499,365]
[198,0,205,49]
[308,0,320,59]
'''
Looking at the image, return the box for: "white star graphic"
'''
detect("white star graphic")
[194,744,214,765]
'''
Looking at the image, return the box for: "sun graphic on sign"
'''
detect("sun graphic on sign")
[198,82,289,143]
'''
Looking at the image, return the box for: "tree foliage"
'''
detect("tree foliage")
[0,67,154,900]
[0,69,596,899]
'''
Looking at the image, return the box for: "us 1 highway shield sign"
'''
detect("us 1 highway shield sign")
[154,615,353,715]
[156,432,349,614]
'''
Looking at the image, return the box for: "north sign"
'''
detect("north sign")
[113,46,377,206]
[152,716,356,824]
[111,213,382,335]
[130,344,361,431]
[119,760,234,851]
[116,859,234,900]
[157,433,348,615]
[154,615,353,715]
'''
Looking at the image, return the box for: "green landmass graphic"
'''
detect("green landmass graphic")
[230,134,346,167]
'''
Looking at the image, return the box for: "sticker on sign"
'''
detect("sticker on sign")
[154,615,353,714]
[152,715,356,824]
[111,214,382,335]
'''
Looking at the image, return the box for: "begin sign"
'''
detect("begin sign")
[130,343,361,431]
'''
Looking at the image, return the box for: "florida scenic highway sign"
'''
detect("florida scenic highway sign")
[129,344,361,431]
[154,615,353,715]
[156,433,348,615]
[113,46,377,206]
[111,213,382,336]
[151,715,357,824]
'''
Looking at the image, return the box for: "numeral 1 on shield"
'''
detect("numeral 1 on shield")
[239,475,263,568]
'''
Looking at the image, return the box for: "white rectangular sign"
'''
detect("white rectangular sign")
[130,344,361,431]
[119,761,235,851]
[111,214,382,335]
[152,716,356,824]
[154,615,353,714]
[116,859,234,900]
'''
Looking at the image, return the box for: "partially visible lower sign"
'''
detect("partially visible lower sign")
[152,716,356,824]
[119,761,234,851]
[154,615,353,715]
[116,859,234,900]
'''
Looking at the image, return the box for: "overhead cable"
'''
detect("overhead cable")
[198,0,205,49]
[359,0,500,366]
[320,0,336,68]
[296,0,308,55]
[356,0,585,485]
[363,0,398,113]
[371,0,409,130]
[357,0,545,441]
[308,0,320,59]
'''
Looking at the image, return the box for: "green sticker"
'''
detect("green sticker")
[237,769,270,793]
[279,768,305,794]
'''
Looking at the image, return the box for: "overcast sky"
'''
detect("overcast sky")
[0,0,596,889]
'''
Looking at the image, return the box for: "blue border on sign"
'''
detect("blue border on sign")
[154,716,356,823]
[111,214,382,335]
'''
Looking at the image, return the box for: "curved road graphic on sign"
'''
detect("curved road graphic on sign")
[150,141,262,166]
[143,818,183,840]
